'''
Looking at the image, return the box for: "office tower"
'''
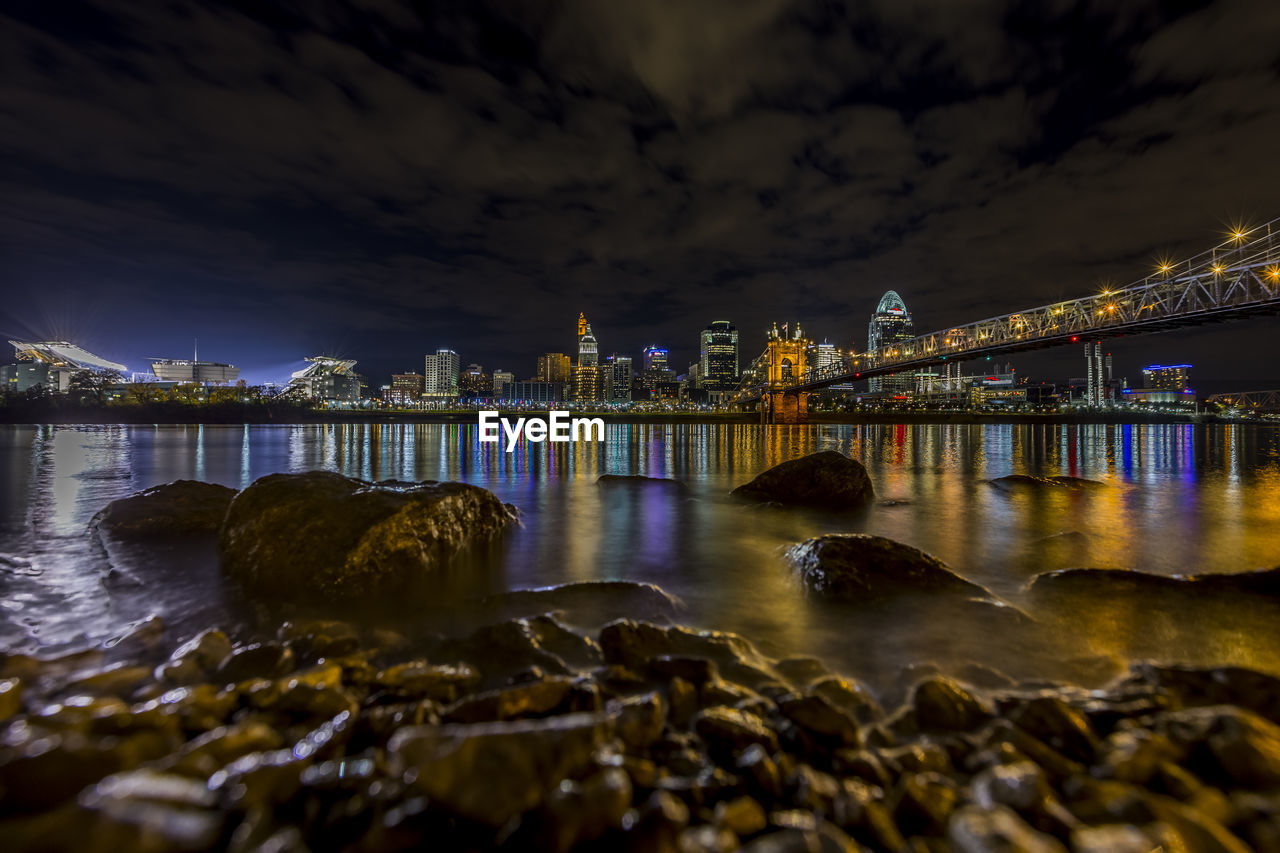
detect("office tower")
[607,355,632,402]
[387,372,424,405]
[492,369,514,399]
[867,291,915,393]
[573,314,604,402]
[699,320,739,391]
[537,353,571,384]
[643,346,669,374]
[423,348,460,397]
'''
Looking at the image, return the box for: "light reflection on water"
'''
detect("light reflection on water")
[1,422,1279,695]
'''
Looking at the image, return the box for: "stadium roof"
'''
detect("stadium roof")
[9,340,126,372]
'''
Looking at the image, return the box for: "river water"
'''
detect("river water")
[2,422,1279,699]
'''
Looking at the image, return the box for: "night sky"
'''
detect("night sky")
[3,0,1279,391]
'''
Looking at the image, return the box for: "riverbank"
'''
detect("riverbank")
[4,601,1279,852]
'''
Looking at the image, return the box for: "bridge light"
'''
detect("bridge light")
[1211,264,1224,275]
[1267,266,1280,281]
[1158,263,1172,274]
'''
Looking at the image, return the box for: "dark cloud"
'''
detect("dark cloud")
[2,0,1278,389]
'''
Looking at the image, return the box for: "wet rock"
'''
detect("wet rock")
[442,676,575,723]
[694,706,780,758]
[627,790,690,850]
[948,804,1066,853]
[278,619,361,659]
[678,824,739,851]
[912,678,993,733]
[736,743,784,799]
[612,692,666,751]
[167,720,284,777]
[1127,664,1280,725]
[65,665,153,697]
[669,676,699,728]
[597,474,688,492]
[600,620,777,689]
[91,480,236,537]
[893,772,960,836]
[651,655,720,685]
[219,471,516,602]
[214,642,295,685]
[1152,705,1280,789]
[971,760,1052,811]
[0,726,175,814]
[778,693,861,748]
[730,450,874,509]
[208,748,307,808]
[879,741,952,775]
[786,535,998,603]
[1006,695,1100,763]
[986,474,1105,490]
[538,766,633,852]
[479,580,685,626]
[0,678,21,720]
[806,676,882,724]
[1070,824,1163,853]
[387,711,612,826]
[79,769,226,852]
[1029,565,1280,598]
[374,660,480,702]
[774,656,828,686]
[717,795,768,836]
[440,618,576,686]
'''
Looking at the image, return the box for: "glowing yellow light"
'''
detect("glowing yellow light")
[1211,264,1224,275]
[1107,304,1116,312]
[1158,264,1172,274]
[1268,266,1280,280]
[1231,229,1246,241]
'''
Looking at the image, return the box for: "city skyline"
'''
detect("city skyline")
[3,2,1280,392]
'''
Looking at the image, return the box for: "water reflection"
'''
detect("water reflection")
[1,423,1279,692]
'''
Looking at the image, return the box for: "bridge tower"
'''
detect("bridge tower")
[763,322,811,424]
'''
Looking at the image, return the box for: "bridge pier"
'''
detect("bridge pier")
[764,391,809,424]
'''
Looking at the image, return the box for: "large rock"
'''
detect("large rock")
[91,480,237,537]
[987,474,1105,490]
[387,712,613,826]
[730,451,874,509]
[218,471,516,601]
[786,534,995,602]
[477,581,685,626]
[1030,566,1280,597]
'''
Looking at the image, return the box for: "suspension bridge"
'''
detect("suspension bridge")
[732,219,1280,422]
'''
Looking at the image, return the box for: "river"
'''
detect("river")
[2,422,1279,699]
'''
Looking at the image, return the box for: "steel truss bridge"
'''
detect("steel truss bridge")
[1206,390,1280,413]
[732,218,1280,403]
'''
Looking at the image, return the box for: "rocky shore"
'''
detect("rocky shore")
[2,606,1279,852]
[4,456,1279,851]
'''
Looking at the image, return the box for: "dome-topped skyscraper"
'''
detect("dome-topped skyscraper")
[868,290,915,393]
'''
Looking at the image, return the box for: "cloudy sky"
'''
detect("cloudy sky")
[3,0,1279,389]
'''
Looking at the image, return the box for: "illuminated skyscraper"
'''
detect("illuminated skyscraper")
[867,291,914,393]
[643,346,670,374]
[699,320,738,391]
[424,348,459,397]
[492,369,514,399]
[607,355,632,402]
[573,314,604,401]
[537,353,571,384]
[577,316,599,368]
